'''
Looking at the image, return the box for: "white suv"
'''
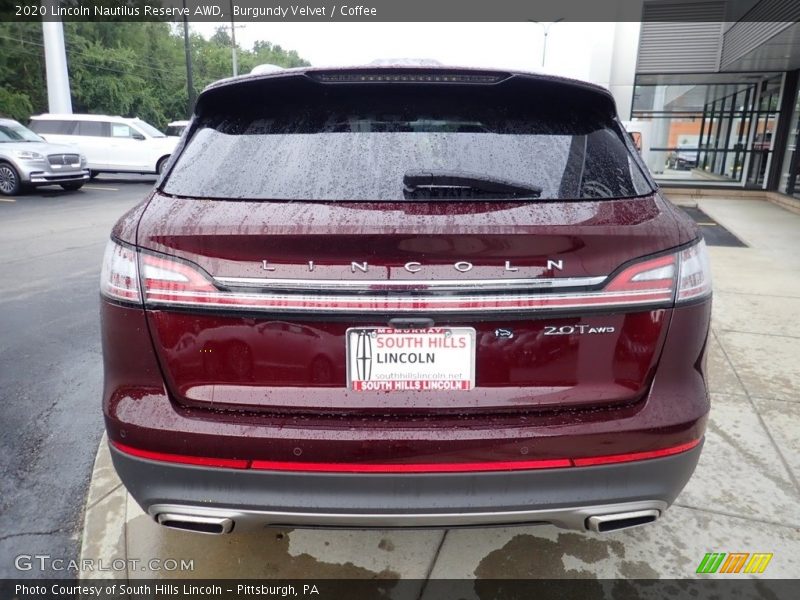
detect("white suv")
[29,114,178,177]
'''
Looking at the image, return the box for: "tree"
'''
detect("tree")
[0,22,47,119]
[0,22,310,129]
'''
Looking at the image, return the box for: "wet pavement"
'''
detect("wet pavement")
[0,178,153,579]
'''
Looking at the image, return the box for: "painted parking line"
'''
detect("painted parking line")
[83,186,120,191]
[0,197,17,202]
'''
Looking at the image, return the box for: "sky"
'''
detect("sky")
[192,22,615,82]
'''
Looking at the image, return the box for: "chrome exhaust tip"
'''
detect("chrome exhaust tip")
[156,512,234,535]
[586,509,660,533]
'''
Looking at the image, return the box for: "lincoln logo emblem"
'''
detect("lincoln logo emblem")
[355,332,373,380]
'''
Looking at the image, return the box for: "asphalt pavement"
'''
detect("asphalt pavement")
[0,178,152,578]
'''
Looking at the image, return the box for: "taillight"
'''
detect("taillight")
[603,253,676,304]
[603,240,711,306]
[140,253,217,303]
[100,238,711,312]
[676,239,712,303]
[100,240,140,303]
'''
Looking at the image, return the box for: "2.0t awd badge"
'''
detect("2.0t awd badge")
[543,325,617,335]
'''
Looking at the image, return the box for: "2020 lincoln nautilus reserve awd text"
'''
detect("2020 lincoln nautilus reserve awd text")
[100,65,712,535]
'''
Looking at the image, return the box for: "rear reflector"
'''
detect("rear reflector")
[111,441,249,469]
[572,439,702,466]
[111,439,700,472]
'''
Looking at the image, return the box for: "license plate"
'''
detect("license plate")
[346,327,476,392]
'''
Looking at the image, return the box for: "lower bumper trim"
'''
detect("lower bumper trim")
[148,500,667,533]
[29,171,89,184]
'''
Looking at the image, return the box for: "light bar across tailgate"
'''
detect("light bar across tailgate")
[100,239,711,314]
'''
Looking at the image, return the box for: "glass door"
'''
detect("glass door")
[779,85,800,197]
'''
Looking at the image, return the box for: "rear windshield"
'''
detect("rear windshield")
[163,79,653,201]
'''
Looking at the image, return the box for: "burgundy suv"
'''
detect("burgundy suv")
[101,66,711,535]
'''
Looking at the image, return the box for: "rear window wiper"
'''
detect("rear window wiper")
[403,170,542,200]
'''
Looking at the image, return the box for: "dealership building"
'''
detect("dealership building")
[611,0,800,200]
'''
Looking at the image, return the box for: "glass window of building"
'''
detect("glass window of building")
[779,85,800,198]
[632,74,784,188]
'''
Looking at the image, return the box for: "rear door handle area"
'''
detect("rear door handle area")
[388,317,435,329]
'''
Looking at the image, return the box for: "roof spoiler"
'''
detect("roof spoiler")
[195,67,617,120]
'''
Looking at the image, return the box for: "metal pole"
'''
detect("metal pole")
[529,19,563,69]
[542,29,548,67]
[41,18,72,113]
[182,0,195,114]
[230,0,238,77]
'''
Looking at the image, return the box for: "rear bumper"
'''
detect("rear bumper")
[110,440,702,532]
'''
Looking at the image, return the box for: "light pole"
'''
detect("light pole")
[42,19,72,113]
[228,5,246,77]
[182,0,195,114]
[229,0,239,76]
[41,0,72,114]
[529,19,564,68]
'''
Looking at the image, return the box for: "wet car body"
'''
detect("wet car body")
[101,66,712,534]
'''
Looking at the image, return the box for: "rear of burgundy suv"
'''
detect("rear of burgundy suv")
[101,66,711,535]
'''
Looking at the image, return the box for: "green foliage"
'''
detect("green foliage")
[0,22,47,119]
[0,22,310,130]
[0,88,33,121]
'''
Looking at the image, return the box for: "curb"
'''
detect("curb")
[79,433,128,580]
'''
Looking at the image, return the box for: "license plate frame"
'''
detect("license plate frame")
[346,327,476,392]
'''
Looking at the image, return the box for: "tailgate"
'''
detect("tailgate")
[135,192,680,414]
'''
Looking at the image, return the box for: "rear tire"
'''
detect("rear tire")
[60,182,84,191]
[0,163,22,196]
